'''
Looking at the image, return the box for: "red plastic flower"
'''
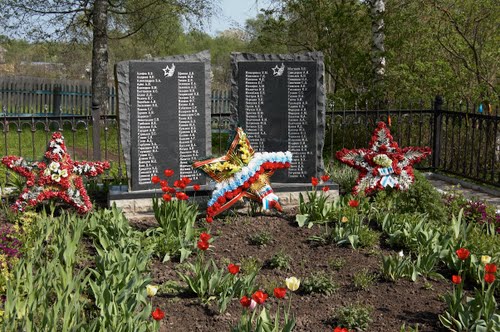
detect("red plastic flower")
[251,290,268,304]
[311,177,319,187]
[321,174,330,182]
[240,296,251,307]
[456,248,470,260]
[151,307,165,321]
[485,263,497,273]
[151,175,160,184]
[228,263,240,275]
[451,275,462,284]
[164,169,174,177]
[199,232,211,242]
[176,192,189,200]
[322,186,330,192]
[485,273,496,284]
[197,240,209,251]
[348,200,359,208]
[206,216,213,223]
[273,287,286,299]
[162,193,172,202]
[193,184,201,191]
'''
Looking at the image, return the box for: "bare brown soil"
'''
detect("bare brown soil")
[139,209,449,332]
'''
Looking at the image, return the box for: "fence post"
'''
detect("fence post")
[53,85,62,116]
[432,95,443,169]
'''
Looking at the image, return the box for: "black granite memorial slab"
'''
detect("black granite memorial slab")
[116,51,211,191]
[231,52,325,183]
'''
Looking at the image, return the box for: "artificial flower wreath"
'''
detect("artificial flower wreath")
[1,132,110,214]
[336,121,431,195]
[193,127,292,221]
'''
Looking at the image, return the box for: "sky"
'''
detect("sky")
[207,0,269,36]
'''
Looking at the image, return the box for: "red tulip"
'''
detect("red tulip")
[206,216,213,223]
[311,177,319,187]
[181,177,192,185]
[151,307,165,321]
[485,273,496,284]
[334,327,349,332]
[199,232,211,242]
[160,180,167,187]
[176,192,189,200]
[193,184,201,191]
[451,275,462,284]
[228,263,240,275]
[197,240,209,251]
[240,296,251,307]
[164,169,174,177]
[321,174,330,182]
[251,290,268,304]
[348,200,359,208]
[151,175,160,184]
[273,287,286,299]
[174,180,186,189]
[485,263,497,273]
[322,186,330,192]
[456,248,470,260]
[162,193,172,202]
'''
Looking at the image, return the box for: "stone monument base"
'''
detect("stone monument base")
[108,182,339,215]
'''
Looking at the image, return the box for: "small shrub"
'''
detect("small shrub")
[268,251,291,271]
[240,256,263,275]
[353,269,377,290]
[358,227,380,248]
[327,160,358,194]
[302,271,338,295]
[335,303,373,331]
[248,231,273,246]
[328,257,346,271]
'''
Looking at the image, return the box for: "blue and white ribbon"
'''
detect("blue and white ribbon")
[258,184,280,210]
[379,166,397,188]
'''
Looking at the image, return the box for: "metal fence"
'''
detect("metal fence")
[1,87,499,187]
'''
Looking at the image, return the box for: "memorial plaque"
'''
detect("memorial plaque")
[231,52,325,183]
[117,51,211,191]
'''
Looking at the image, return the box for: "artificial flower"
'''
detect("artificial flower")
[146,285,158,297]
[151,307,165,321]
[373,154,393,167]
[228,263,240,275]
[311,177,319,187]
[251,290,268,304]
[485,263,497,273]
[273,287,286,299]
[164,169,174,177]
[348,200,359,208]
[206,216,213,223]
[285,277,300,291]
[451,275,462,284]
[485,273,496,284]
[481,255,492,265]
[456,248,470,260]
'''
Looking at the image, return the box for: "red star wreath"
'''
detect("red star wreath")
[1,132,110,214]
[193,128,292,222]
[336,122,431,195]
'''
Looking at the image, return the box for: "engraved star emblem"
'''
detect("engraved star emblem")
[271,63,285,76]
[162,63,175,77]
[1,132,110,214]
[193,128,292,221]
[336,122,431,195]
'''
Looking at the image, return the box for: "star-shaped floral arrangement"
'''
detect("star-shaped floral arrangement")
[336,121,431,195]
[193,127,292,222]
[1,132,110,214]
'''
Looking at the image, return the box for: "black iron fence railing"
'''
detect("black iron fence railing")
[0,96,498,187]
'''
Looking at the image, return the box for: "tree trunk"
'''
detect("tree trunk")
[368,0,386,92]
[91,0,109,160]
